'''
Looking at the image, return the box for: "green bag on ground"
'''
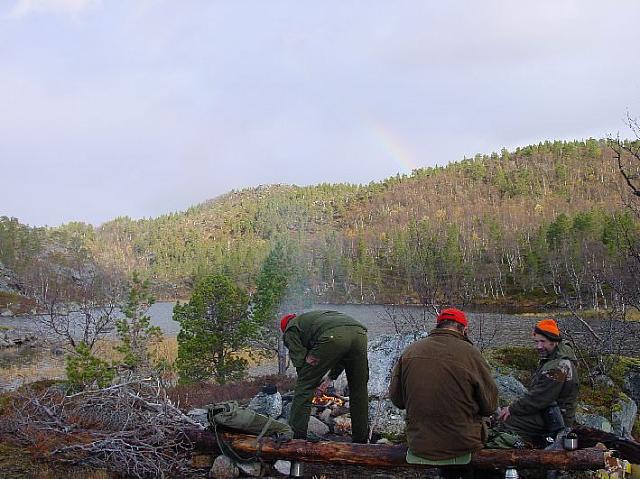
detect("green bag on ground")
[485,428,526,449]
[206,401,293,440]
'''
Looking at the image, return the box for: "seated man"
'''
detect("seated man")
[497,319,579,444]
[389,308,498,479]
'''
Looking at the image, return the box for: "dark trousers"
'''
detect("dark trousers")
[289,325,369,442]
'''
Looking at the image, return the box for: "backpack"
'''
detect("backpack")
[206,401,293,441]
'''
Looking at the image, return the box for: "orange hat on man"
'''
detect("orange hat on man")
[534,318,561,342]
[280,313,297,332]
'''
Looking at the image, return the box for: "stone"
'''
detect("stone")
[318,408,332,424]
[187,408,210,428]
[367,332,427,398]
[248,391,283,418]
[575,413,612,432]
[611,395,638,438]
[307,415,329,436]
[280,400,292,420]
[333,414,352,436]
[273,460,291,475]
[210,455,238,479]
[623,363,640,406]
[494,374,527,405]
[236,461,262,476]
[368,398,406,437]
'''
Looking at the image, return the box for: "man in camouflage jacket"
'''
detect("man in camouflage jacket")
[497,319,579,441]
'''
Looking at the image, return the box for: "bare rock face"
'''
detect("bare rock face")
[575,413,612,432]
[624,364,640,406]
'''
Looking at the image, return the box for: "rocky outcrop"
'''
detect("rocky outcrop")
[0,260,24,294]
[0,329,38,349]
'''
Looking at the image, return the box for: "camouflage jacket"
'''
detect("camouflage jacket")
[510,342,579,426]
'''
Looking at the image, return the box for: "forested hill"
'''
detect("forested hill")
[2,139,637,307]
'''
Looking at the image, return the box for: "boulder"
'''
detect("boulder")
[187,408,210,428]
[366,333,427,398]
[236,461,262,477]
[611,394,638,438]
[248,390,283,418]
[494,374,527,405]
[368,398,406,437]
[575,413,612,433]
[623,363,640,406]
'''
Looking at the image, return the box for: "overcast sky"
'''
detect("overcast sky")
[1,1,639,227]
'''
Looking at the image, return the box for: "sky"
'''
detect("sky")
[1,1,640,228]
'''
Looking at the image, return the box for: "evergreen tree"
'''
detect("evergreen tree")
[174,274,253,384]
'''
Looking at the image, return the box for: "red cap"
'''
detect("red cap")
[436,308,468,327]
[280,313,297,332]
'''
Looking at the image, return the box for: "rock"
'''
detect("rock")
[248,390,282,418]
[187,408,210,428]
[593,375,615,388]
[611,395,638,438]
[210,455,238,479]
[236,461,262,476]
[318,408,332,424]
[623,363,640,406]
[273,460,291,475]
[307,415,329,436]
[333,414,352,436]
[280,400,292,420]
[367,333,427,398]
[494,374,527,405]
[368,398,406,437]
[575,413,612,432]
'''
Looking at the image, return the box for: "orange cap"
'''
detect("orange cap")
[534,318,561,341]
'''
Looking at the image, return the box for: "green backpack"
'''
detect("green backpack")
[206,401,293,441]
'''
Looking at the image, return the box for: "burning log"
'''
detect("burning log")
[184,429,611,471]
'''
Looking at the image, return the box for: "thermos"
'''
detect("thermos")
[289,461,304,477]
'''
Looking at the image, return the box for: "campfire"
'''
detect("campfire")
[312,393,346,408]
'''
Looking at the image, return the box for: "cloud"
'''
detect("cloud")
[8,0,99,18]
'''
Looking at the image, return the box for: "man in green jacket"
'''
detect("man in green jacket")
[389,308,498,479]
[497,318,579,443]
[281,310,369,443]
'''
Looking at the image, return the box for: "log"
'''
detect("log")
[184,428,608,471]
[573,425,640,464]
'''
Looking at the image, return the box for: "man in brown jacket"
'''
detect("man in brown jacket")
[389,308,498,479]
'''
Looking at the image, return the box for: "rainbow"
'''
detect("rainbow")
[364,119,420,174]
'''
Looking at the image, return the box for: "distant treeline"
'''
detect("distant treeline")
[2,139,638,310]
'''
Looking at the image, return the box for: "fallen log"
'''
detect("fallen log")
[185,428,609,471]
[573,425,640,464]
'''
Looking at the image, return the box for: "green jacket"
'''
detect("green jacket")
[509,342,579,427]
[389,328,498,460]
[283,310,366,377]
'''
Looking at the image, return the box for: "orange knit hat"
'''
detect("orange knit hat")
[534,318,561,341]
[280,313,297,332]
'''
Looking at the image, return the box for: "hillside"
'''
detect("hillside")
[2,138,638,309]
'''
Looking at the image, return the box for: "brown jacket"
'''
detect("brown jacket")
[389,328,498,460]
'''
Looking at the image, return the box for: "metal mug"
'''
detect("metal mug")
[290,461,304,477]
[563,433,578,451]
[505,467,519,479]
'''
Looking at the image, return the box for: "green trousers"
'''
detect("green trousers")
[289,325,369,443]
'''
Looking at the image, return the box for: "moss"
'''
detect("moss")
[488,346,539,384]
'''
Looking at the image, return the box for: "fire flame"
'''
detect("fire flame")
[312,394,345,407]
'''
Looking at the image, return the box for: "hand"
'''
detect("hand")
[316,377,333,396]
[305,354,319,366]
[497,406,511,422]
